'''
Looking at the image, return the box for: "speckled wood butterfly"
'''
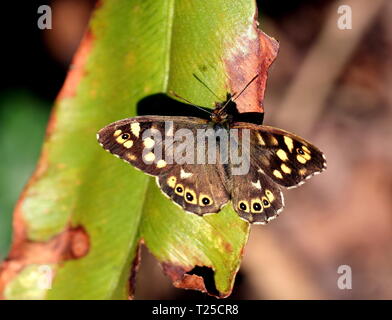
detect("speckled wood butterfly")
[98,85,326,224]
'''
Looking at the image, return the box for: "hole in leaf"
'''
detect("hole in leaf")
[186,266,219,297]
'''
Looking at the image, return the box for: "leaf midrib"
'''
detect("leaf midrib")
[109,0,177,298]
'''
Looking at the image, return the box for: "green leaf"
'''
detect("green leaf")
[1,0,278,299]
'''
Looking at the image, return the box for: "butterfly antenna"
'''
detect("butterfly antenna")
[192,73,222,101]
[220,73,260,110]
[232,73,259,101]
[169,90,212,115]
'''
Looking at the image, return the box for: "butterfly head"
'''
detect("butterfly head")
[210,93,235,124]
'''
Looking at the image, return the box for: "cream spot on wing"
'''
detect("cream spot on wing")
[256,133,265,146]
[156,159,167,168]
[167,176,176,188]
[296,155,307,164]
[302,145,311,154]
[252,180,262,190]
[302,152,311,160]
[123,140,133,149]
[269,135,278,146]
[281,163,292,174]
[299,168,307,175]
[265,189,275,203]
[131,122,141,137]
[127,153,136,161]
[273,170,283,179]
[143,137,155,148]
[284,136,294,152]
[116,135,127,144]
[276,149,288,161]
[180,169,193,179]
[114,129,122,137]
[144,152,155,162]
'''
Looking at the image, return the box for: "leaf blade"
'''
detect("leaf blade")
[1,0,277,299]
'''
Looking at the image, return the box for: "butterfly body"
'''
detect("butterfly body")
[98,95,326,224]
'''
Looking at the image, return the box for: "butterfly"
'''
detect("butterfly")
[97,81,326,224]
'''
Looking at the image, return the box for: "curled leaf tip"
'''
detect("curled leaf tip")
[224,9,279,113]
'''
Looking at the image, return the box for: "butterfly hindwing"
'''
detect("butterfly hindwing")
[229,163,284,224]
[157,164,230,215]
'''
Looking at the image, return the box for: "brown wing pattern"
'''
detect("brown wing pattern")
[98,117,326,223]
[233,123,327,189]
[98,116,230,215]
[225,124,326,223]
[98,116,208,176]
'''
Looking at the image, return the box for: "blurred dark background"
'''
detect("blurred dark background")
[1,0,392,299]
[0,0,96,261]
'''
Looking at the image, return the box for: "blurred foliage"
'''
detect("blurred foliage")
[0,91,49,260]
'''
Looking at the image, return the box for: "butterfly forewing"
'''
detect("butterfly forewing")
[233,123,327,189]
[98,116,208,176]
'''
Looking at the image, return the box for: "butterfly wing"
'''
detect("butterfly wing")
[158,164,230,215]
[229,163,284,224]
[227,124,325,223]
[98,116,207,175]
[232,123,327,189]
[98,116,230,215]
[98,117,326,223]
